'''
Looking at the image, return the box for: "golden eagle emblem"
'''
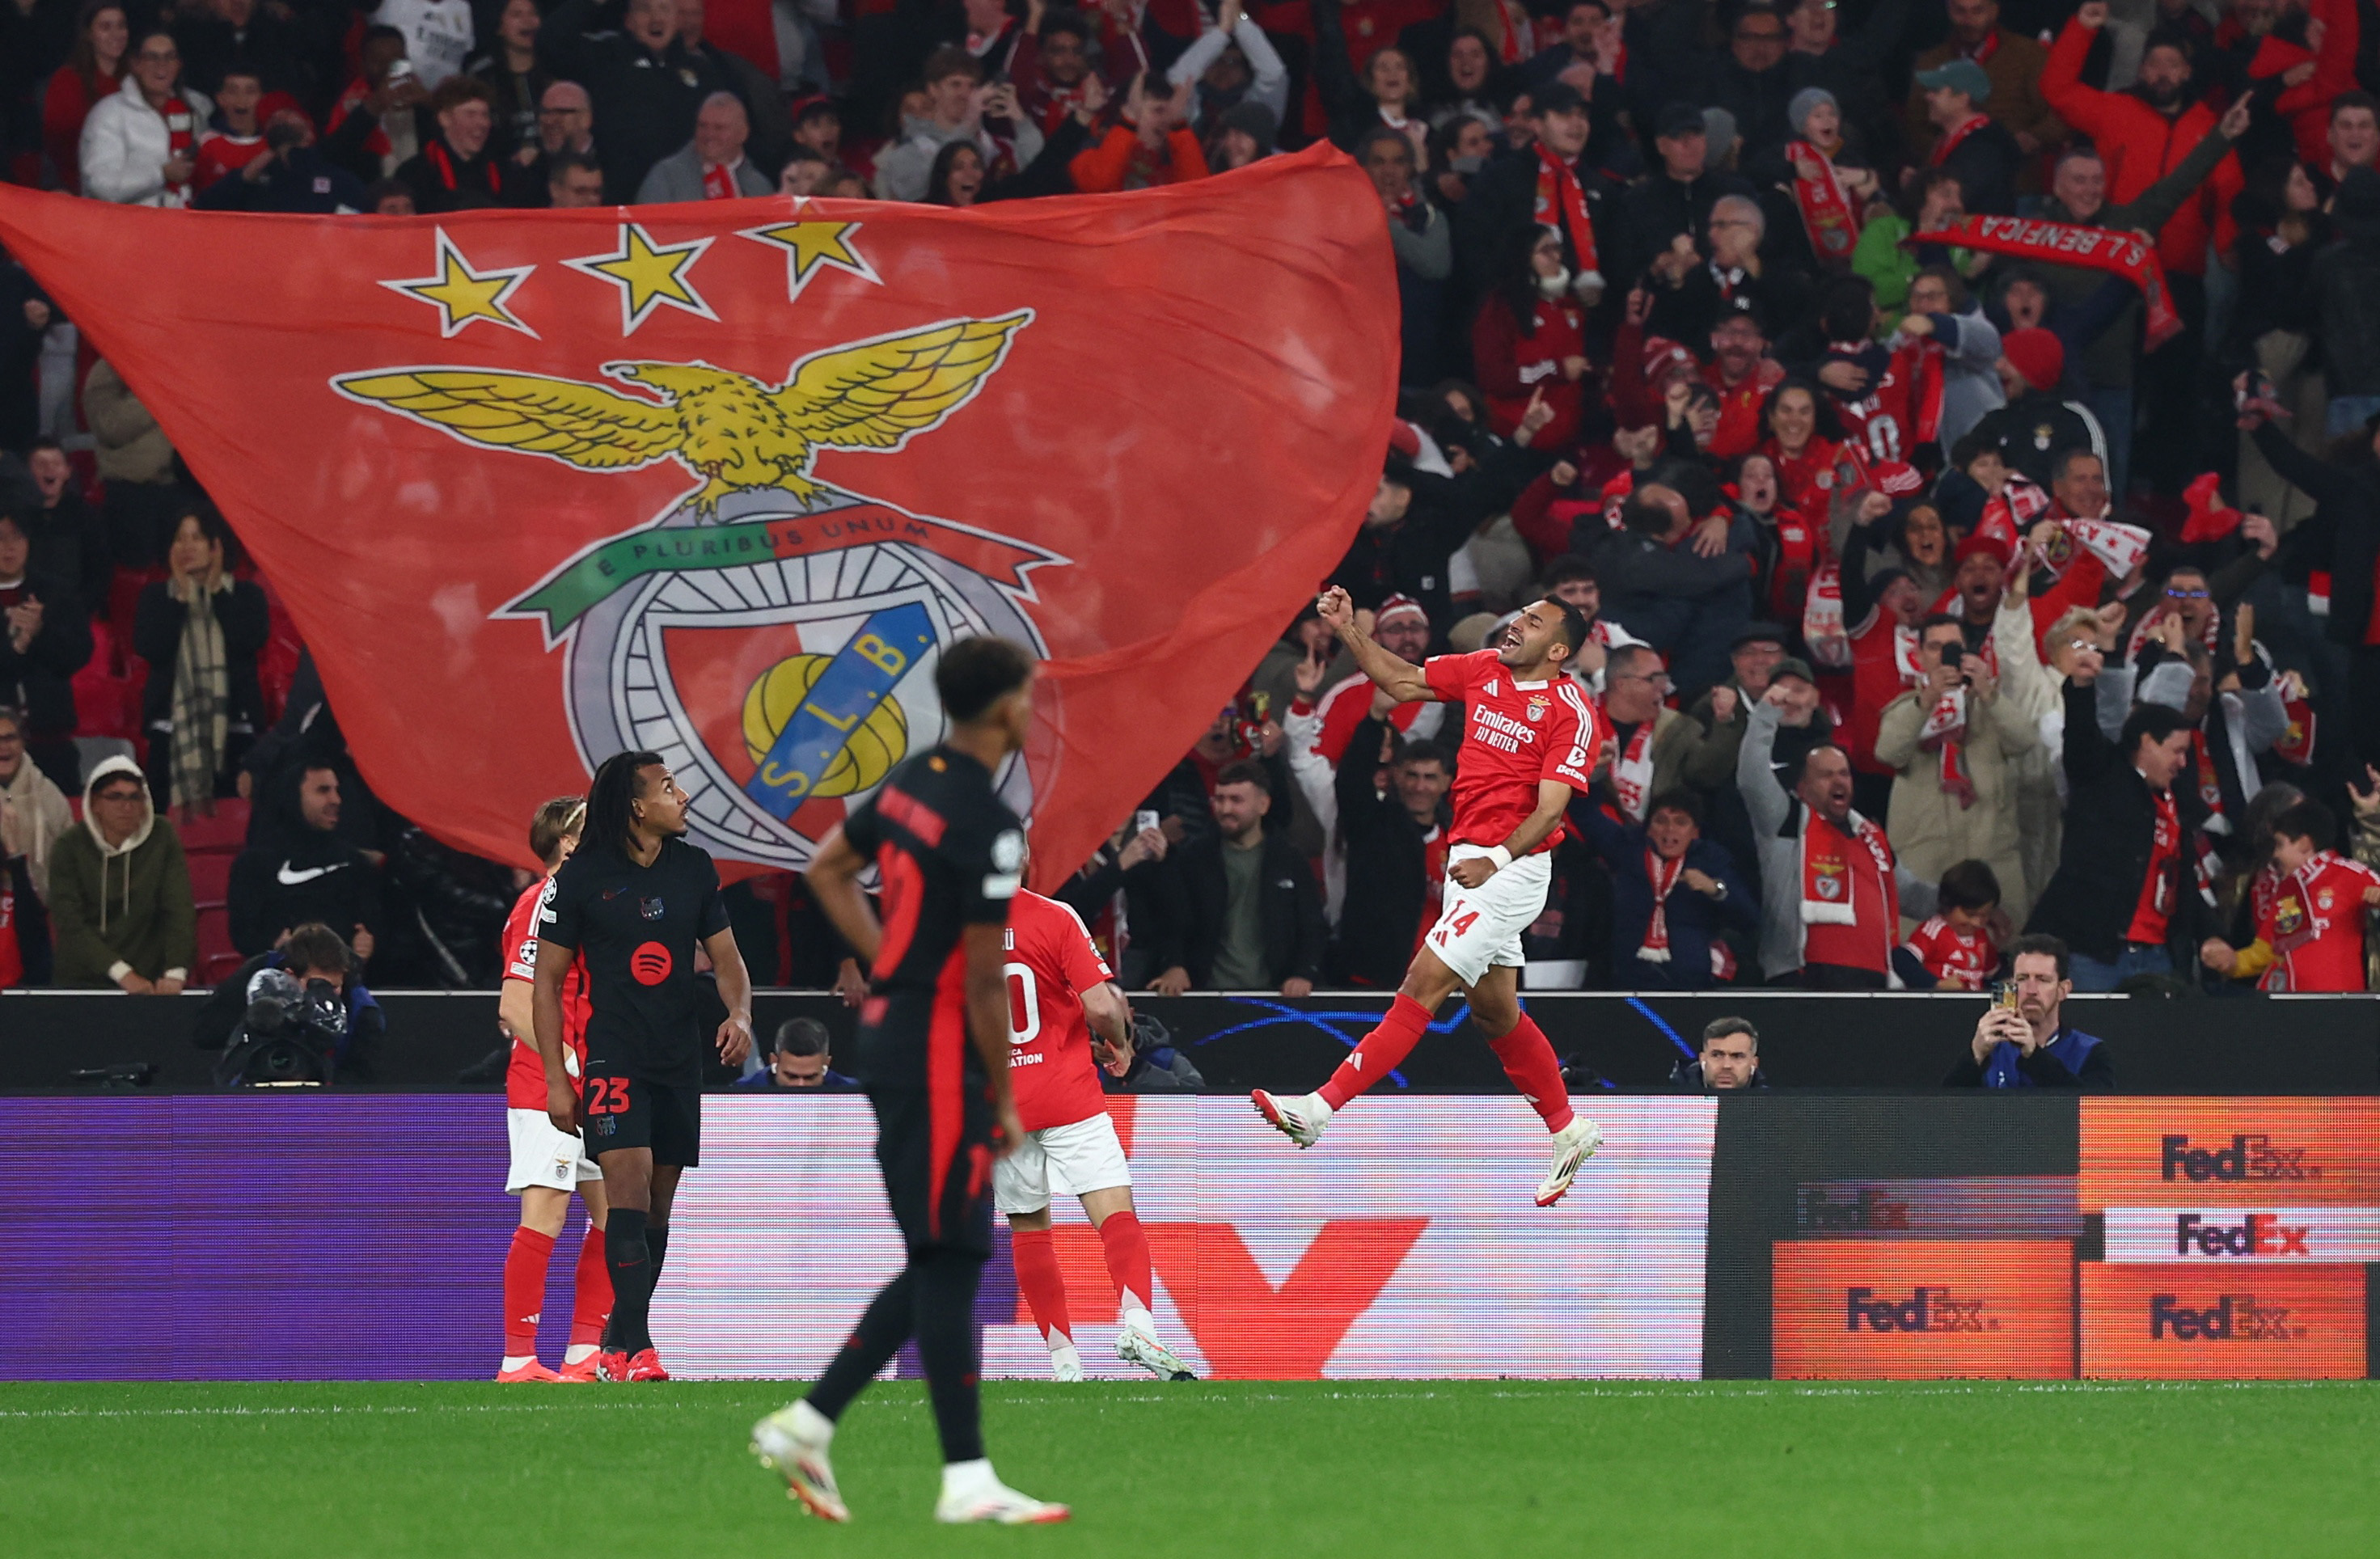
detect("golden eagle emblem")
[335,311,1029,513]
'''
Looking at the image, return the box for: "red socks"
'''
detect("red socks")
[1009,1226,1074,1346]
[501,1227,556,1355]
[1317,994,1435,1110]
[1490,1014,1575,1133]
[569,1223,613,1349]
[1097,1210,1156,1316]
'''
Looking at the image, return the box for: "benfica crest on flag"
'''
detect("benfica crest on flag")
[0,149,1397,885]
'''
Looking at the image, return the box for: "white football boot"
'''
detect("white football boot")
[1249,1089,1331,1148]
[1535,1115,1603,1206]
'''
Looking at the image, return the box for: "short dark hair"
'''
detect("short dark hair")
[2120,702,2192,760]
[1936,858,2002,913]
[936,636,1034,722]
[1039,5,1092,41]
[2268,797,2337,852]
[282,923,352,979]
[1215,758,1269,790]
[1620,494,1673,536]
[2141,25,2195,65]
[2334,90,2380,122]
[1647,787,1704,828]
[2008,932,2069,980]
[1818,276,1876,344]
[1544,556,1596,588]
[1702,1016,1757,1050]
[774,1016,831,1057]
[528,794,585,868]
[1917,611,1964,638]
[794,98,842,129]
[1544,598,1592,661]
[547,150,602,185]
[1607,641,1661,683]
[1396,737,1449,771]
[2050,446,2103,484]
[922,44,983,83]
[2163,562,2208,586]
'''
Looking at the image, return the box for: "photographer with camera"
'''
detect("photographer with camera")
[1943,932,2112,1090]
[194,922,383,1085]
[1873,612,2035,925]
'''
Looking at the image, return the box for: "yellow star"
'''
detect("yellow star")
[738,215,879,301]
[563,224,716,336]
[380,230,536,338]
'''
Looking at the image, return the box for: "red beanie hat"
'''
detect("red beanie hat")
[2001,327,2064,393]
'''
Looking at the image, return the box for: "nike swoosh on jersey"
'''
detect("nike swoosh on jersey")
[276,860,350,885]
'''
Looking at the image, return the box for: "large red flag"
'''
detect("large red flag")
[0,148,1397,889]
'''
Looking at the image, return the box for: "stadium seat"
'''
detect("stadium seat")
[174,800,251,855]
[185,851,234,910]
[195,906,244,987]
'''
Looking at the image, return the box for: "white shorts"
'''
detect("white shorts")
[505,1107,602,1195]
[992,1113,1131,1216]
[1421,844,1552,987]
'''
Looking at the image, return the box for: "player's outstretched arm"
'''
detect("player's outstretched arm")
[703,927,755,1067]
[1318,585,1433,703]
[805,824,881,967]
[962,921,1027,1152]
[531,937,579,1135]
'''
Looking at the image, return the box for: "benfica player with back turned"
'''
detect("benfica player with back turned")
[532,753,755,1382]
[1254,587,1604,1206]
[751,636,1067,1527]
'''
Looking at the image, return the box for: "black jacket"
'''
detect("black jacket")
[1613,168,1759,290]
[1177,829,1326,990]
[1670,1057,1769,1090]
[542,0,733,203]
[1055,837,1191,982]
[194,146,373,213]
[133,577,269,735]
[2312,233,2380,397]
[1332,714,1445,987]
[2247,421,2380,649]
[2026,678,2214,964]
[394,136,519,213]
[1967,391,2105,490]
[0,568,91,737]
[226,765,383,957]
[1331,446,1537,636]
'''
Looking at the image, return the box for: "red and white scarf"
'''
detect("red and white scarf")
[701,158,741,199]
[1639,846,1686,963]
[1533,142,1603,285]
[1611,718,1657,821]
[1804,562,1850,669]
[1916,685,1976,808]
[1936,214,2185,349]
[162,92,197,203]
[1787,140,1858,264]
[1799,807,1898,931]
[1963,31,2001,65]
[2123,594,2221,665]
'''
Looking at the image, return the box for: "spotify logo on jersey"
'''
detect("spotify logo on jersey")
[631,942,674,986]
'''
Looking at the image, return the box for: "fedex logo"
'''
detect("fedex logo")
[2147,1293,2302,1342]
[2159,1134,2319,1183]
[1845,1286,1993,1333]
[2173,1213,2308,1257]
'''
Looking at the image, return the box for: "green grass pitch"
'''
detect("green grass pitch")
[6,1379,2374,1557]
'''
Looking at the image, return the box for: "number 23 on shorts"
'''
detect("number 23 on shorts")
[585,1076,629,1115]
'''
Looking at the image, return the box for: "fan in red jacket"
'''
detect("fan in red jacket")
[1471,224,1589,453]
[2042,4,2246,279]
[2203,798,2380,991]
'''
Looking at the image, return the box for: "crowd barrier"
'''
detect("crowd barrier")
[4,988,2374,1093]
[6,1095,2372,1382]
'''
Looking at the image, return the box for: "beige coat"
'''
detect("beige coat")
[1875,678,2037,924]
[0,754,74,902]
[84,359,175,486]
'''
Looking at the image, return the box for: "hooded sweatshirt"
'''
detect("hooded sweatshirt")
[45,755,197,987]
[0,750,74,902]
[226,762,381,956]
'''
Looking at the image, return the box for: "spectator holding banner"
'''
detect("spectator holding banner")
[1945,932,2112,1089]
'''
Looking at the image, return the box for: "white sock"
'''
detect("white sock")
[562,1343,598,1366]
[792,1400,835,1444]
[499,1354,538,1372]
[1049,1339,1081,1367]
[941,1457,998,1498]
[1121,1305,1157,1337]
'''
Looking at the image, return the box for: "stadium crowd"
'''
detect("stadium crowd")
[8,0,2380,1034]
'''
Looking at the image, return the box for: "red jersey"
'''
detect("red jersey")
[193,131,267,190]
[1900,914,1997,991]
[1422,649,1599,853]
[1003,889,1115,1133]
[500,877,591,1110]
[1300,670,1436,764]
[2259,851,2380,992]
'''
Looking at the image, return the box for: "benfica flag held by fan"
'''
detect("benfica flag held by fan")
[0,149,1397,887]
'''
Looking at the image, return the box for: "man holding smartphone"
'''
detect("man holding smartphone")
[1945,933,2112,1088]
[1873,612,2035,925]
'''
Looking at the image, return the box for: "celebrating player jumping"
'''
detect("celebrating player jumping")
[1000,879,1194,1383]
[532,753,755,1382]
[492,796,611,1382]
[1253,587,1604,1206]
